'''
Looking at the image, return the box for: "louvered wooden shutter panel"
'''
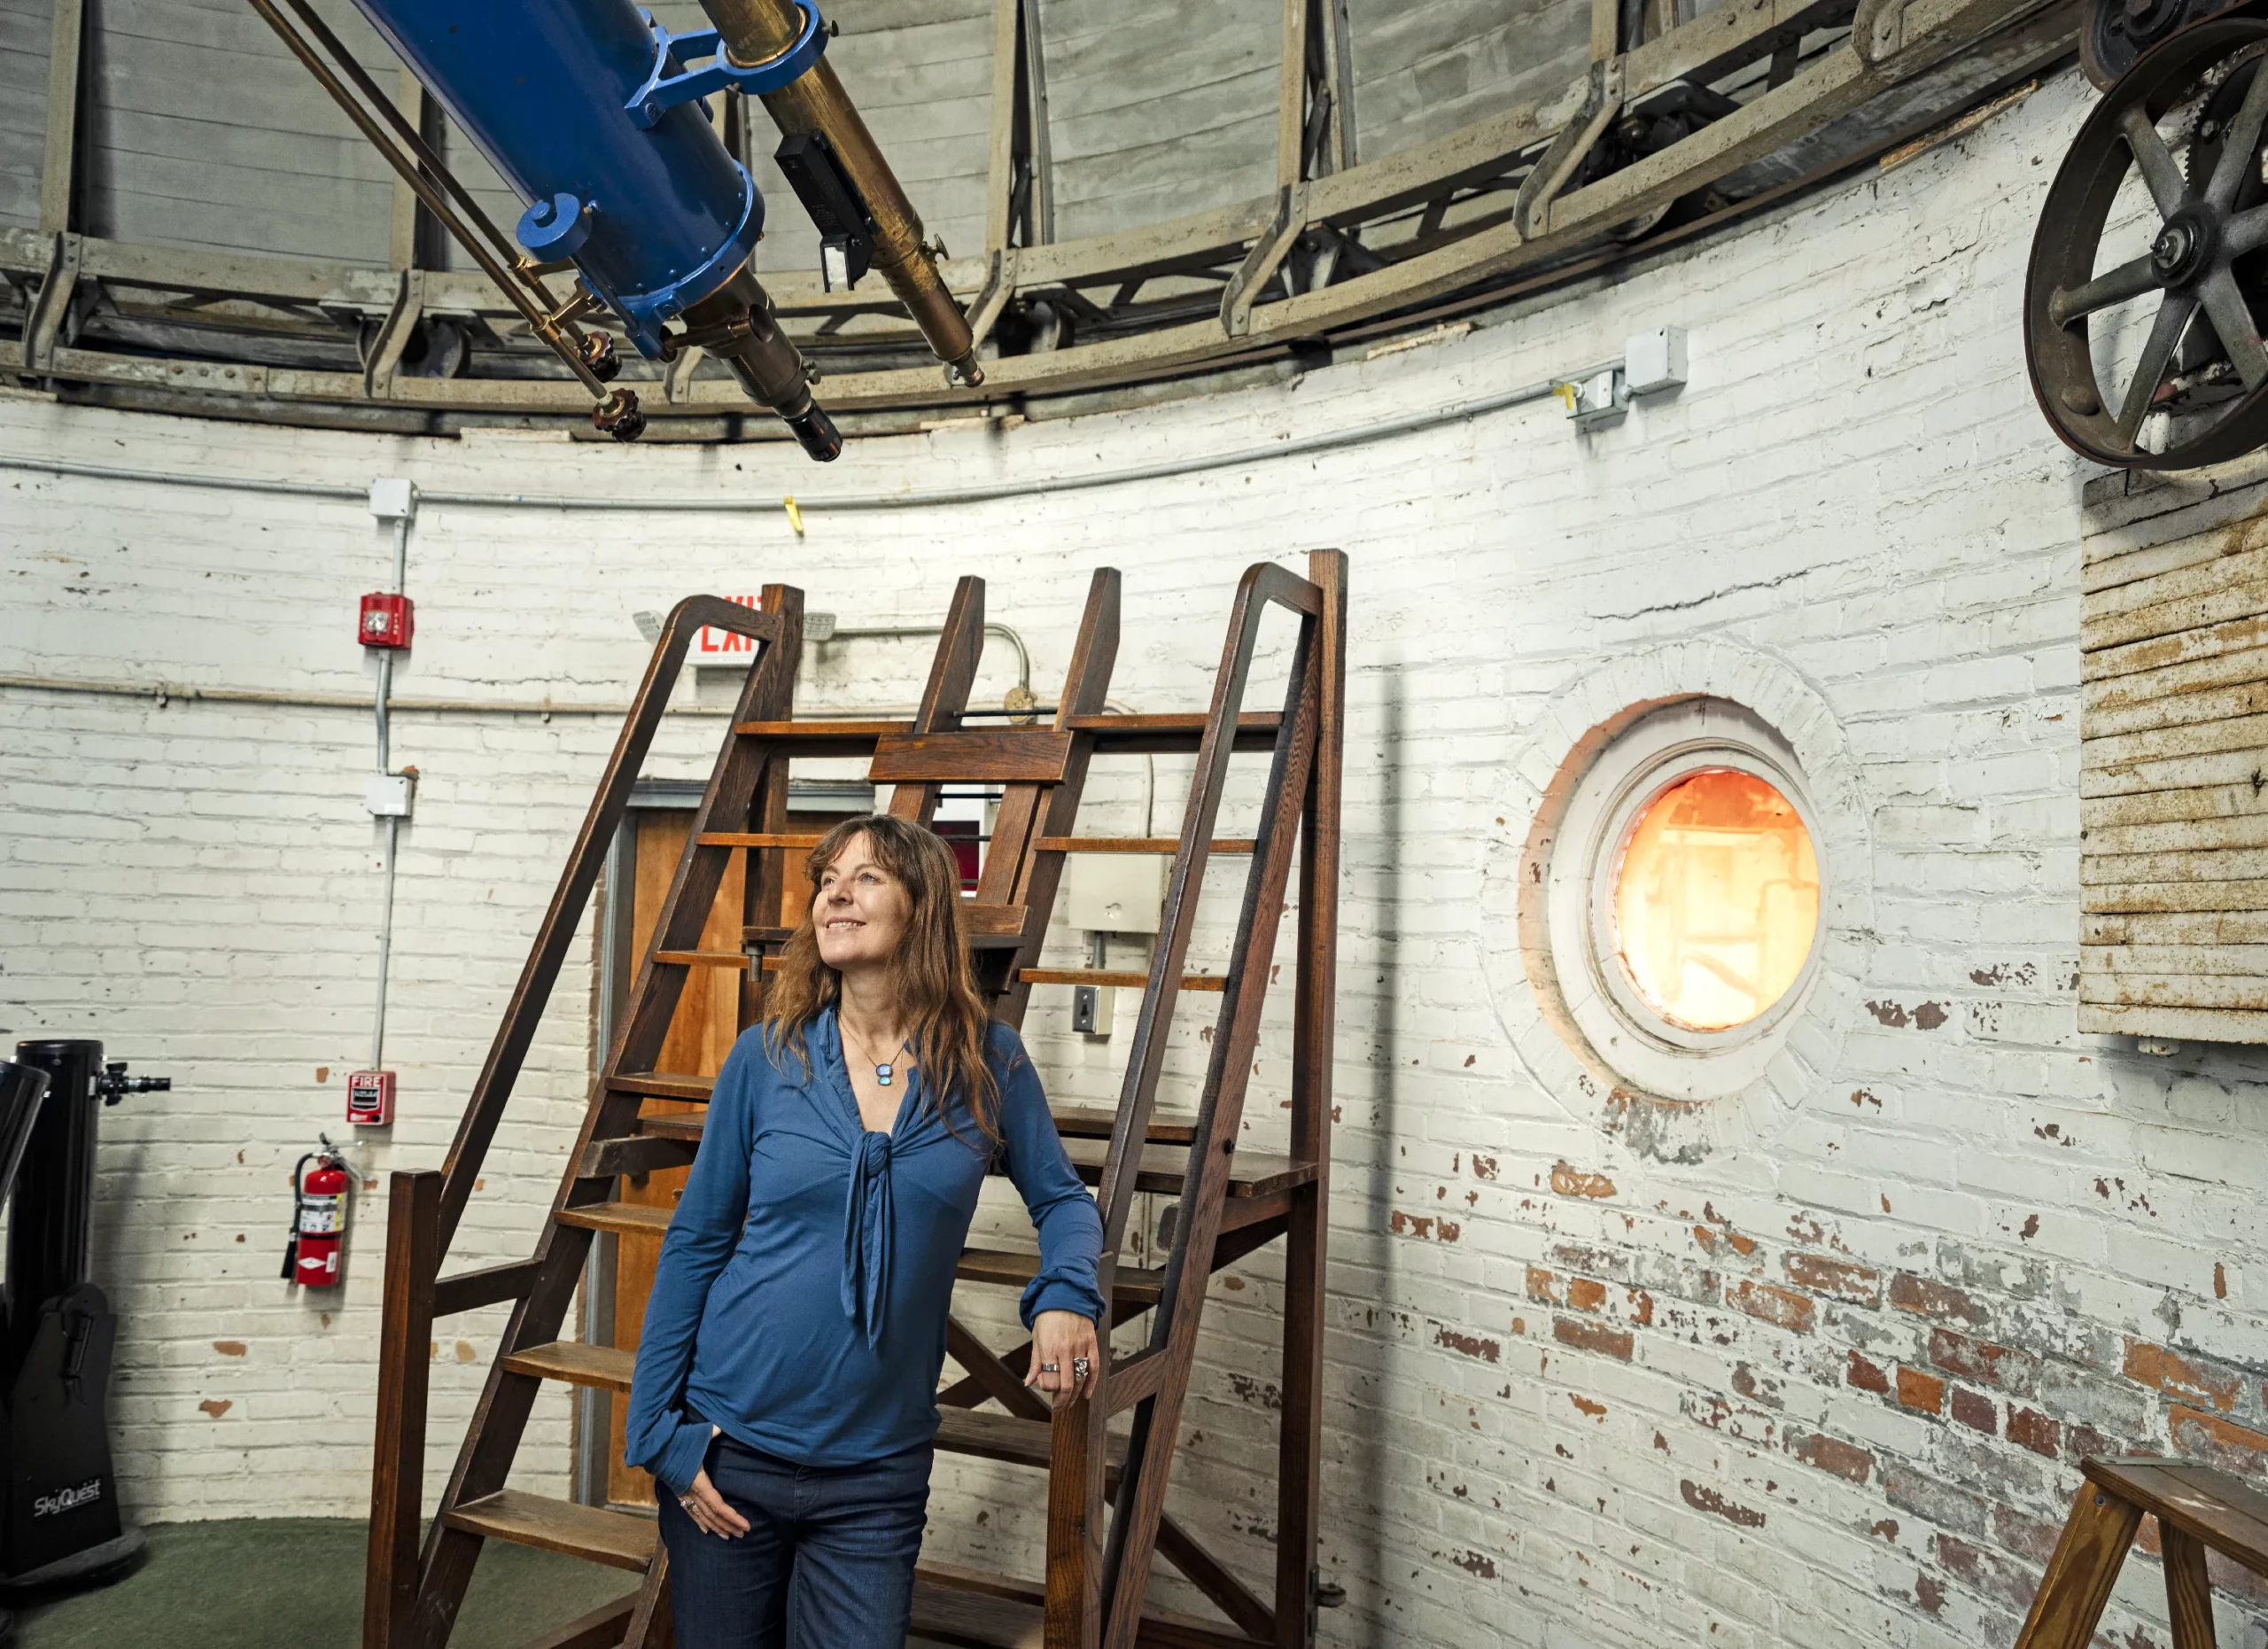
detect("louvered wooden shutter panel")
[2083,457,2268,1043]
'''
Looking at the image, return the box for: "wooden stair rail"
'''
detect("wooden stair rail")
[2014,1458,2268,1649]
[359,556,1346,1649]
[361,590,789,1649]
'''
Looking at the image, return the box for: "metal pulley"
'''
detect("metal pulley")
[2025,19,2268,469]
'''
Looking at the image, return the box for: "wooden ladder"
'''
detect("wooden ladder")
[2013,1457,2268,1649]
[360,553,1345,1649]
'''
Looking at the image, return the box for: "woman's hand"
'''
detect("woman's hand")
[676,1427,750,1539]
[1026,1309,1101,1406]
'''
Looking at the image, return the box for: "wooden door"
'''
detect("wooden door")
[602,810,851,1505]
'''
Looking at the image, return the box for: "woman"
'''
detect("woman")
[624,814,1106,1649]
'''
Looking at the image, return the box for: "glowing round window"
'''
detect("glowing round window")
[1539,697,1829,1101]
[1608,770,1821,1031]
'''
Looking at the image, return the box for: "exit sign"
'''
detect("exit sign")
[695,594,764,660]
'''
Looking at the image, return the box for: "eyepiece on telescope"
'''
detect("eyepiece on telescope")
[788,404,843,463]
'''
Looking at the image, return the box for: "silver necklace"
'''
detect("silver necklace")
[843,1021,910,1087]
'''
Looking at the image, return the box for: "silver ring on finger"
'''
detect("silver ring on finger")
[1038,1362,1060,1373]
[1072,1357,1091,1379]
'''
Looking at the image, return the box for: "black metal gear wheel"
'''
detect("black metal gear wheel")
[2027,19,2268,469]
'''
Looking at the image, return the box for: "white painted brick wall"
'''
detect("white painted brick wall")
[3,64,2264,1649]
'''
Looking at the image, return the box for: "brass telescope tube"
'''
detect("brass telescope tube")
[700,0,986,386]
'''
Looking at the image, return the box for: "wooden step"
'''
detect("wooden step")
[934,1407,1127,1475]
[579,1134,698,1178]
[1053,1135,1315,1199]
[872,728,1072,785]
[654,950,748,971]
[1061,711,1282,755]
[501,1340,633,1393]
[444,1490,655,1572]
[1052,1107,1194,1144]
[911,1564,1266,1649]
[728,719,911,758]
[555,1200,672,1238]
[627,1107,1189,1145]
[958,1247,1165,1308]
[625,1114,1307,1197]
[1020,968,1225,992]
[1033,836,1254,854]
[606,1070,713,1101]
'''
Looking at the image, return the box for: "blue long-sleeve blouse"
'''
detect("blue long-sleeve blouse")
[623,1008,1106,1494]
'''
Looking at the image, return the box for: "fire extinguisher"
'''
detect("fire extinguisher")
[282,1140,351,1287]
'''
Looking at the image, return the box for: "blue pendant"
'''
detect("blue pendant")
[876,1064,893,1086]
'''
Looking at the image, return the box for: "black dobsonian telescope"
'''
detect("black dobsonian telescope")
[0,1038,170,1631]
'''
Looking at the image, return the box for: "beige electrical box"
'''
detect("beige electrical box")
[2081,454,2268,1042]
[1064,854,1165,933]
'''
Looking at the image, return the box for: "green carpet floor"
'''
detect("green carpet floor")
[5,1518,636,1648]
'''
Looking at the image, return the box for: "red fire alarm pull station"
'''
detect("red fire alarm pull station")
[346,1070,395,1126]
[359,592,414,649]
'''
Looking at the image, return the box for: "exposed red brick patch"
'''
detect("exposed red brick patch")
[1729,1280,1816,1334]
[1550,1163,1616,1199]
[1870,1519,1899,1543]
[213,1340,247,1357]
[1681,1480,1766,1528]
[1570,1395,1606,1420]
[198,1398,232,1419]
[1784,1252,1882,1306]
[1725,1230,1758,1258]
[1889,1273,1987,1325]
[1390,1210,1456,1241]
[2008,1405,2061,1458]
[1693,1225,1717,1254]
[1433,1325,1501,1364]
[1553,1317,1634,1360]
[2124,1339,2241,1413]
[2215,1262,2227,1299]
[1791,1429,1874,1484]
[1568,1277,1608,1313]
[1949,1387,1997,1434]
[1732,1363,1781,1407]
[1934,1533,2038,1613]
[1848,1351,1891,1395]
[2209,1547,2268,1608]
[1915,1574,1945,1614]
[1472,1154,1498,1181]
[1897,1367,1946,1414]
[1627,1288,1655,1327]
[1992,1504,2063,1567]
[1449,1550,1495,1578]
[1526,1266,1559,1303]
[1930,1326,2014,1387]
[2171,1404,2268,1479]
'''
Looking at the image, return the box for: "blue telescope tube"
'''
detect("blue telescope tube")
[344,0,788,359]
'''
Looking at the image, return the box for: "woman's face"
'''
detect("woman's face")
[812,833,913,973]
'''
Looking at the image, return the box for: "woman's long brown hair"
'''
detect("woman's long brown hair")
[765,814,1001,1144]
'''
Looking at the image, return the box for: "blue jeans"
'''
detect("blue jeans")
[659,1430,933,1649]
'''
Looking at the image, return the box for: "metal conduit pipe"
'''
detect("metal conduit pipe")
[0,356,1620,514]
[699,0,983,386]
[824,622,1032,696]
[370,509,409,1073]
[0,673,936,719]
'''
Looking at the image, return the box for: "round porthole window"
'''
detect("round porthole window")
[1542,698,1826,1101]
